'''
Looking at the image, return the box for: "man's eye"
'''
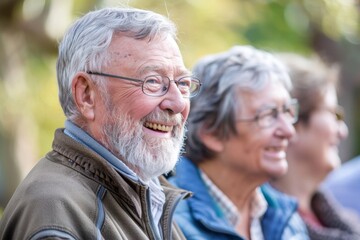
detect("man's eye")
[177,77,192,87]
[178,80,191,88]
[146,76,162,85]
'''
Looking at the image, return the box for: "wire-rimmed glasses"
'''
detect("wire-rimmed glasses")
[87,71,201,98]
[237,99,299,128]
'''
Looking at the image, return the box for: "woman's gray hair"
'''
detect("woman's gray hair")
[185,45,292,163]
[56,7,177,120]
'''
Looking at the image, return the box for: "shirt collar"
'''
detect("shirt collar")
[200,171,268,227]
[64,120,141,183]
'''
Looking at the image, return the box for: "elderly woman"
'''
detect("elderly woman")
[271,53,360,239]
[169,46,309,240]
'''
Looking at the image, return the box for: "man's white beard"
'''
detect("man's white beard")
[102,109,186,182]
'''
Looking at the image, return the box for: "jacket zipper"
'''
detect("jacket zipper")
[140,186,161,240]
[164,192,188,239]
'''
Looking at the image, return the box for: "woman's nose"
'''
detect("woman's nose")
[275,113,296,139]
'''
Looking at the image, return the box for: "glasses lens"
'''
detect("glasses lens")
[177,77,192,97]
[288,99,299,123]
[259,99,299,128]
[175,76,201,98]
[280,99,298,124]
[257,108,278,128]
[142,75,201,98]
[189,77,201,97]
[143,75,167,96]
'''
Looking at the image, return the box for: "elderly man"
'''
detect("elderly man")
[169,46,309,240]
[0,7,200,240]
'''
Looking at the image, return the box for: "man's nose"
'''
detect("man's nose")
[159,82,187,114]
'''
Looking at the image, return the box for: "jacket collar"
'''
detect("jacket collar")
[64,120,141,183]
[51,128,191,239]
[175,157,238,235]
[175,157,299,240]
[51,128,142,196]
[260,183,298,240]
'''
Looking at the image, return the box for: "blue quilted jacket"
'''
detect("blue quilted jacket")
[169,157,309,240]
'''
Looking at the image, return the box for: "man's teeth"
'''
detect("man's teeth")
[145,122,172,132]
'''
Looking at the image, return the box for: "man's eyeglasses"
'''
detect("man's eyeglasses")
[237,99,299,128]
[87,71,201,98]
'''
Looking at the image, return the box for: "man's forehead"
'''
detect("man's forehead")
[108,51,132,60]
[139,65,191,75]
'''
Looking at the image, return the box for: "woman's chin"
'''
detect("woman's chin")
[262,158,288,179]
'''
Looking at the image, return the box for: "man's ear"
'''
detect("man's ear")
[199,128,224,153]
[71,72,96,120]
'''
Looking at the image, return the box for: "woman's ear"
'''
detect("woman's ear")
[199,128,224,153]
[71,72,96,120]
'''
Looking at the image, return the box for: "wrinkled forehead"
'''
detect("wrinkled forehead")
[104,34,187,73]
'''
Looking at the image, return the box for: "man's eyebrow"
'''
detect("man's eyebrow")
[139,65,192,76]
[178,69,193,76]
[172,67,193,77]
[139,65,161,75]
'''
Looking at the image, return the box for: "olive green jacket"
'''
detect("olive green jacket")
[0,129,190,240]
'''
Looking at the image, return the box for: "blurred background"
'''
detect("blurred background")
[0,0,359,212]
